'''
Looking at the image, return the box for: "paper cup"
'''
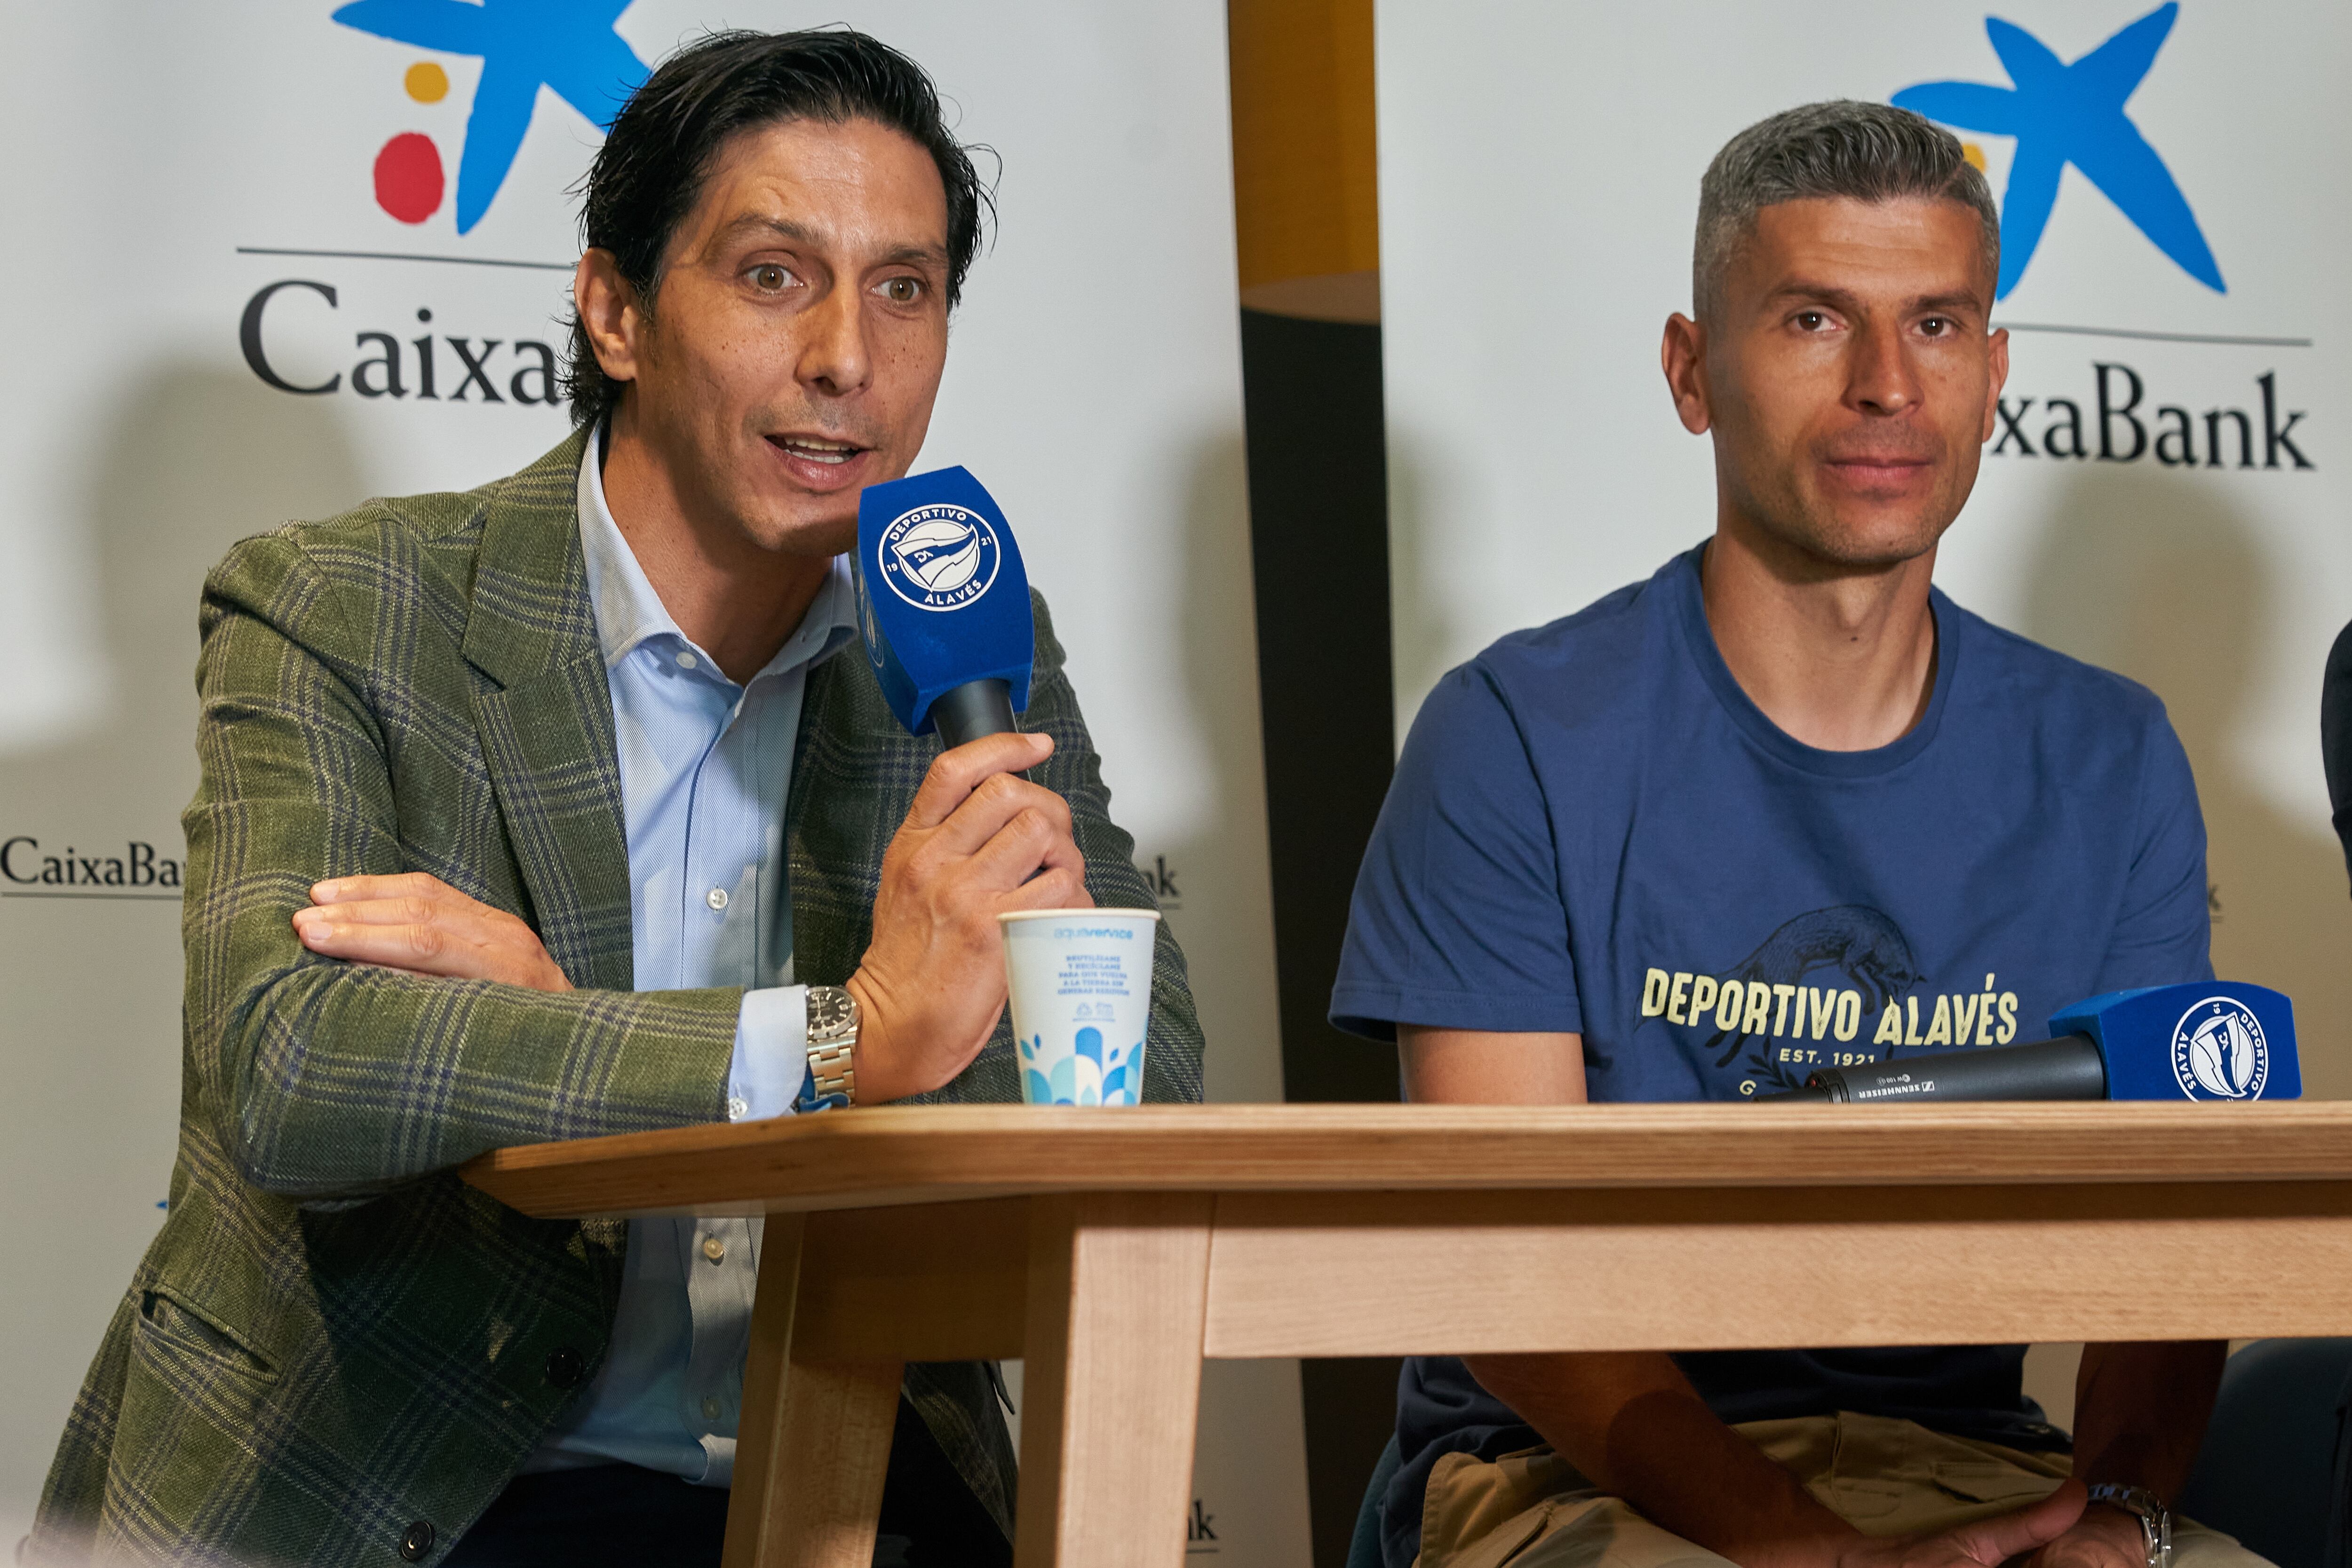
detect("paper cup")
[999,907,1160,1106]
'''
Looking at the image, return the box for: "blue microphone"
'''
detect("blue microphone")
[1760,981,2298,1103]
[854,466,1034,748]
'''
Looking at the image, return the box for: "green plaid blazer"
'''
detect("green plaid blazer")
[32,432,1203,1567]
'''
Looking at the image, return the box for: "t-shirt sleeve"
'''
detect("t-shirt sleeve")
[1329,661,1580,1041]
[2095,705,2213,992]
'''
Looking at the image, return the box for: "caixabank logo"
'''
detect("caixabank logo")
[1893,3,2315,474]
[1,837,183,901]
[333,0,647,234]
[238,1,650,408]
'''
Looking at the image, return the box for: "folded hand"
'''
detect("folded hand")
[2023,1504,2149,1568]
[1827,1480,2086,1568]
[292,873,571,992]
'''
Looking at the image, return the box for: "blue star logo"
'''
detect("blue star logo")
[332,0,649,234]
[1893,3,2221,300]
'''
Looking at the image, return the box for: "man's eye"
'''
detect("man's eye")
[749,264,795,292]
[1920,317,1956,337]
[1795,311,1831,332]
[877,277,923,304]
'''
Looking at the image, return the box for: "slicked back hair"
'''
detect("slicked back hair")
[563,27,994,429]
[1693,100,1998,324]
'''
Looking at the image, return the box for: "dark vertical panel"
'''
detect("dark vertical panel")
[1237,304,1403,1566]
[1240,307,1398,1107]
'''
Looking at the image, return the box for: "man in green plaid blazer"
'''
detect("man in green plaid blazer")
[34,28,1203,1568]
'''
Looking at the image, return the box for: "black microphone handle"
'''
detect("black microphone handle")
[933,679,1019,750]
[1756,1034,2109,1103]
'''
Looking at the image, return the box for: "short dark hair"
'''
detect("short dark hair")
[1694,101,1998,322]
[563,28,994,429]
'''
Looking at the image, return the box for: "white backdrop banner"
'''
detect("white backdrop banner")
[1375,0,2352,1094]
[0,3,1307,1559]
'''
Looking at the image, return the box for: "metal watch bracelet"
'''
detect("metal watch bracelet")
[800,984,859,1111]
[2086,1483,2172,1568]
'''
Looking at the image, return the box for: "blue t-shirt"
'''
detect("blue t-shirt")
[1331,546,2209,1568]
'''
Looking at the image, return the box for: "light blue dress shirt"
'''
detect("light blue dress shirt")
[524,425,857,1485]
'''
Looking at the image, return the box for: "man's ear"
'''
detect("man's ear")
[573,249,645,387]
[1661,313,1712,435]
[1979,325,2011,444]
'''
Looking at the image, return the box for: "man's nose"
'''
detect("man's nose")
[798,281,873,398]
[1845,321,1918,417]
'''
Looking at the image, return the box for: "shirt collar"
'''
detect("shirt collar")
[576,420,858,684]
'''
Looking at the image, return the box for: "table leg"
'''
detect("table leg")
[1015,1193,1215,1568]
[723,1213,904,1568]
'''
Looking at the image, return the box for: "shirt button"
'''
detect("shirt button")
[707,886,730,912]
[702,1235,727,1265]
[675,650,697,670]
[544,1346,586,1389]
[701,1395,723,1422]
[727,1096,750,1120]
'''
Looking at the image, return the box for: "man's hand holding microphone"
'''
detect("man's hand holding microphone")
[842,729,1088,1103]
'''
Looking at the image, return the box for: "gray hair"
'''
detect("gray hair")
[1693,100,1999,321]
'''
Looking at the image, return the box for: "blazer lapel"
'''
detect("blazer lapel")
[784,639,915,993]
[462,432,636,994]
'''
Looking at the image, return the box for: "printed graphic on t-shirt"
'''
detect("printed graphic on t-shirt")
[1638,905,2022,1096]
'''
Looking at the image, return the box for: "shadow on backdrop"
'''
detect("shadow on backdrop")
[0,364,364,1530]
[1381,428,1460,751]
[0,364,367,783]
[1167,428,1283,1101]
[2020,468,2352,1100]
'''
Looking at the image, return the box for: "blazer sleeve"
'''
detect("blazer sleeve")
[183,530,739,1203]
[1018,592,1206,1106]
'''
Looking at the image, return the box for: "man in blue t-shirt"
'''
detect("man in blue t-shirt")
[1333,103,2262,1568]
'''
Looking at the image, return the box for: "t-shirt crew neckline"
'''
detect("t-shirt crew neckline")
[1669,542,1959,781]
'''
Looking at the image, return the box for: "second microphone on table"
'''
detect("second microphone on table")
[1758,982,2298,1104]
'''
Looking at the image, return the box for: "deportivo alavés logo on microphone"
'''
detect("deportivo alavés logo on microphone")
[2172,995,2269,1100]
[877,503,1002,612]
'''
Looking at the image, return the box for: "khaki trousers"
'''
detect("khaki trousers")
[1417,1412,2270,1568]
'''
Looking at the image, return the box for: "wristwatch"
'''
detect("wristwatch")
[2086,1484,2172,1568]
[798,985,859,1112]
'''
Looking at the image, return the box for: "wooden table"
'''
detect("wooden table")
[464,1102,2352,1567]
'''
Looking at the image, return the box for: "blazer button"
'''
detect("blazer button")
[399,1520,436,1561]
[544,1346,585,1388]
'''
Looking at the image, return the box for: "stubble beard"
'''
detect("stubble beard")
[1725,450,1971,577]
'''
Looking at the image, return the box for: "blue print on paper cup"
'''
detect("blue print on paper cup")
[1000,908,1160,1106]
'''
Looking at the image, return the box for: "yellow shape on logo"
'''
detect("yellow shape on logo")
[405,61,449,103]
[1961,141,1986,173]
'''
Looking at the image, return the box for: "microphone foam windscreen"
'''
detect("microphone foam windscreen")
[854,466,1034,737]
[2049,980,2300,1101]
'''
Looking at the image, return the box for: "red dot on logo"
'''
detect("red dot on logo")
[373,133,444,224]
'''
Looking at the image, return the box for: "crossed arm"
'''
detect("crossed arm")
[292,729,1090,1108]
[1404,1028,2221,1568]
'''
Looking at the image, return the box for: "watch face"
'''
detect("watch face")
[809,987,857,1039]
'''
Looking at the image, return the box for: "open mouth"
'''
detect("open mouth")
[768,434,867,467]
